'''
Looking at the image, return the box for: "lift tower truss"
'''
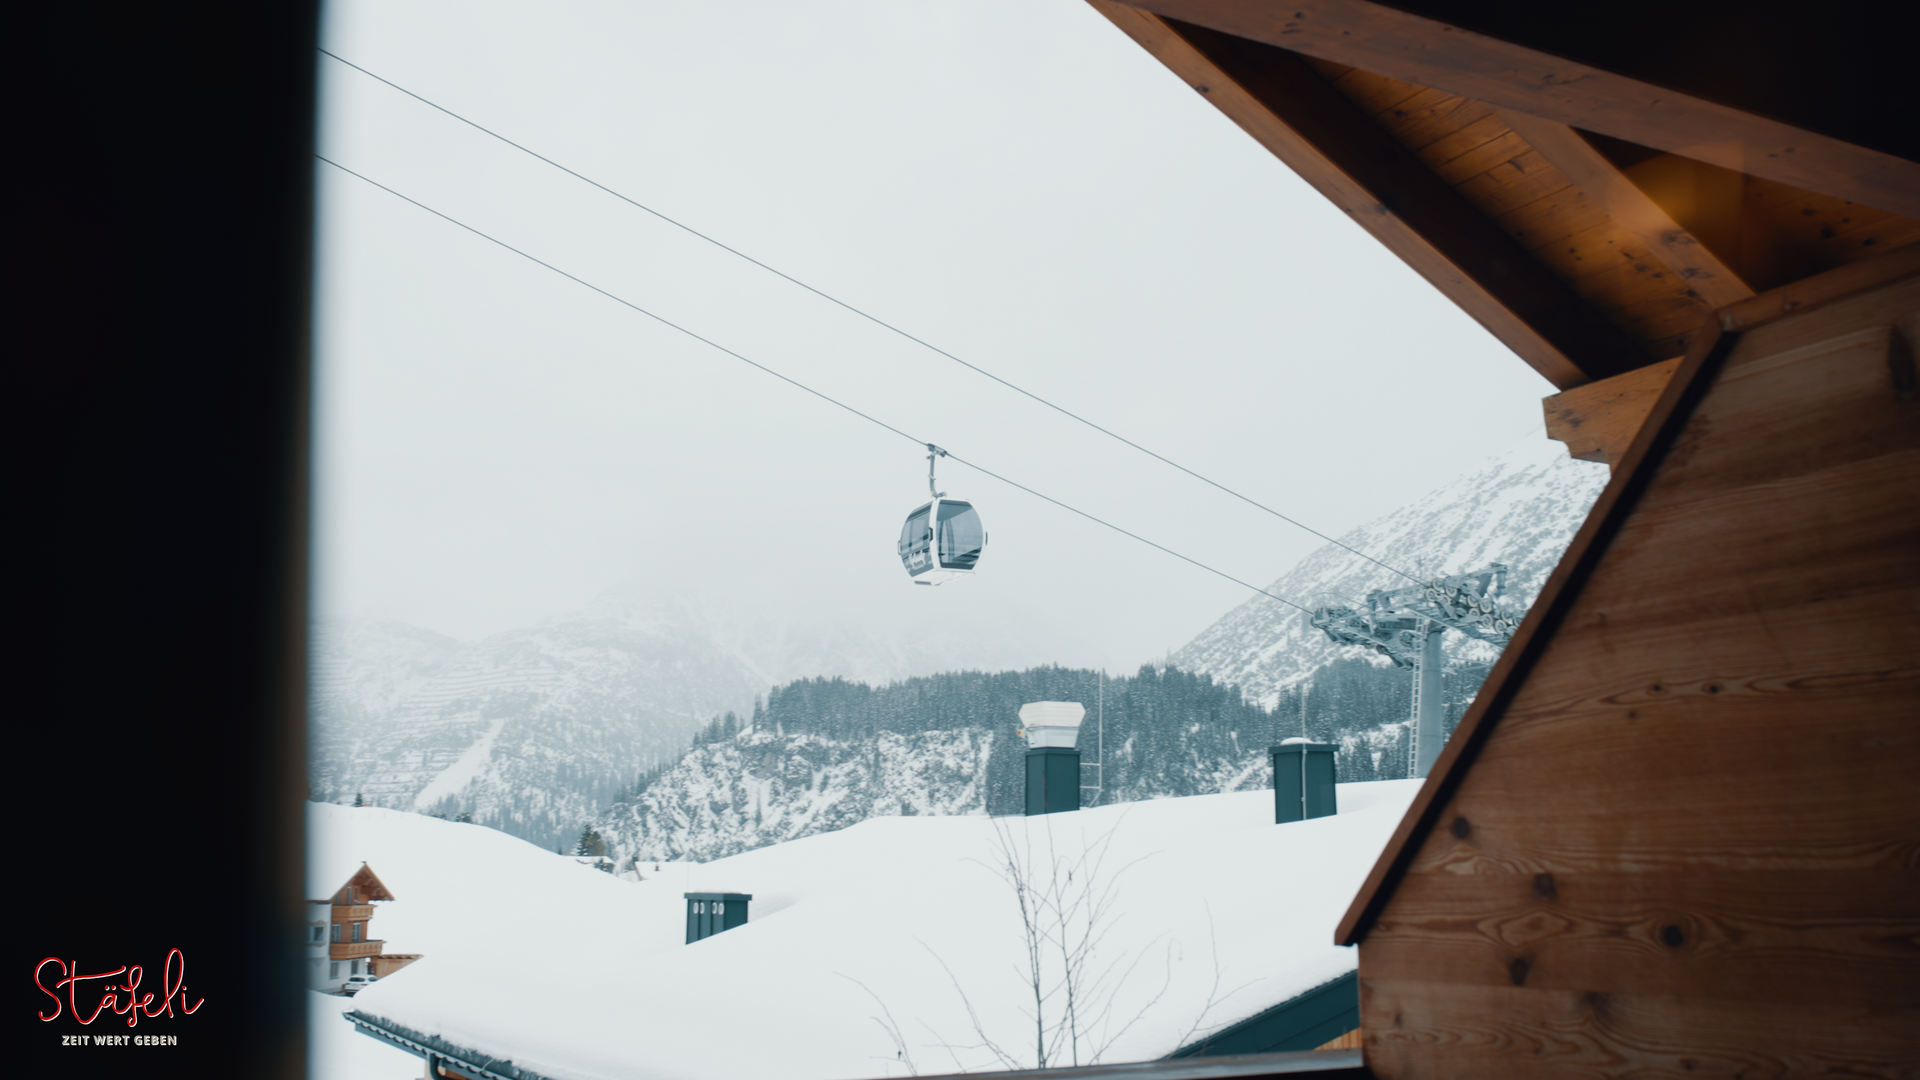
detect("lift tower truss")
[1309,565,1515,778]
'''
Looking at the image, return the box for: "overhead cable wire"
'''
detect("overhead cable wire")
[315,46,1420,586]
[316,154,1316,616]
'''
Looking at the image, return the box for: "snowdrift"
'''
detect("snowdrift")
[314,782,1419,1080]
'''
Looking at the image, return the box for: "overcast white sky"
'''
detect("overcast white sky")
[311,0,1559,673]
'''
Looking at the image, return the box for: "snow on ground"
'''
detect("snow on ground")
[312,781,1420,1080]
[311,990,424,1080]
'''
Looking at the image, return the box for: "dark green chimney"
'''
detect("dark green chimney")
[1271,740,1337,823]
[685,892,751,943]
[1020,702,1086,816]
[1025,747,1080,816]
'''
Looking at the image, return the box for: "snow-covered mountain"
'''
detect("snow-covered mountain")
[308,594,772,849]
[316,441,1604,856]
[1173,439,1608,707]
[600,729,1002,862]
[594,664,1281,862]
[310,588,1088,851]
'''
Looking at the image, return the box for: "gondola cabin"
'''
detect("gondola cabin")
[897,496,985,585]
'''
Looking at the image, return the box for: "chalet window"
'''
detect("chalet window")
[353,922,364,942]
[310,926,323,942]
[331,923,341,942]
[329,962,339,980]
[351,959,361,975]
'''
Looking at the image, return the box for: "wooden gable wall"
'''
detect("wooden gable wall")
[1343,254,1919,1074]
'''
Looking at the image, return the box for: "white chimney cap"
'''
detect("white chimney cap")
[1019,702,1085,748]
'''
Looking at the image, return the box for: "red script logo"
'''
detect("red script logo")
[36,950,204,1026]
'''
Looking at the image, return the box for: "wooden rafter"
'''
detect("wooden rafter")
[1105,0,1920,220]
[1089,2,1647,388]
[1495,111,1756,308]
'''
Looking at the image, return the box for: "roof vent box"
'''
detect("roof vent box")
[1019,702,1085,748]
[685,892,751,944]
[1271,741,1338,823]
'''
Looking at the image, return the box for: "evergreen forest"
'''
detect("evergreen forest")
[653,659,1488,816]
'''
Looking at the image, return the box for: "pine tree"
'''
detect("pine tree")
[575,826,605,857]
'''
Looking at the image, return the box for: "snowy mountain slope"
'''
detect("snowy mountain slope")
[313,441,1599,856]
[308,618,465,805]
[312,588,1092,852]
[596,664,1296,862]
[309,598,770,850]
[599,729,1000,862]
[1174,439,1608,707]
[317,782,1420,1080]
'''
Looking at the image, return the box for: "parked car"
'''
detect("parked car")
[341,974,378,996]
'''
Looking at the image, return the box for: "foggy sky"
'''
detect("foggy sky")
[311,0,1560,674]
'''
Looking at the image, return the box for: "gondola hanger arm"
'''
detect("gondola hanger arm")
[927,443,947,498]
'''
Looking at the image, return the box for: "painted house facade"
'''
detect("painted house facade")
[307,861,422,993]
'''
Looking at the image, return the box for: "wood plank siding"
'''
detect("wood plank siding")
[1351,260,1920,1076]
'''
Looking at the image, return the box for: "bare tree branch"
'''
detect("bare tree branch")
[840,973,920,1076]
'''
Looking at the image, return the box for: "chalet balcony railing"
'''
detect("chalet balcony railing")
[333,904,374,922]
[330,939,385,960]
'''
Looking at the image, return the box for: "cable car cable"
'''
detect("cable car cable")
[316,154,1316,616]
[314,47,1420,586]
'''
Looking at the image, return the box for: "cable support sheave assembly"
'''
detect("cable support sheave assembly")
[316,47,1420,588]
[317,155,1318,616]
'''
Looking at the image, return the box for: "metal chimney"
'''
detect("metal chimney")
[1020,702,1084,816]
[684,892,751,943]
[1271,739,1338,823]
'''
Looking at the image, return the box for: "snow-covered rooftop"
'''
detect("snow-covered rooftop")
[313,782,1418,1080]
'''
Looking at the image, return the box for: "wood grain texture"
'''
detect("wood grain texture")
[1336,318,1738,947]
[1271,35,1739,364]
[1360,977,1919,1079]
[1083,1,1647,388]
[1454,150,1571,219]
[1498,112,1755,307]
[1362,870,1920,1005]
[1716,245,1920,333]
[1543,357,1679,469]
[1344,256,1920,1073]
[1104,0,1920,218]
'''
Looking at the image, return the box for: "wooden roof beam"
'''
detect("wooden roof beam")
[1089,2,1647,388]
[1106,0,1920,220]
[1495,111,1756,308]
